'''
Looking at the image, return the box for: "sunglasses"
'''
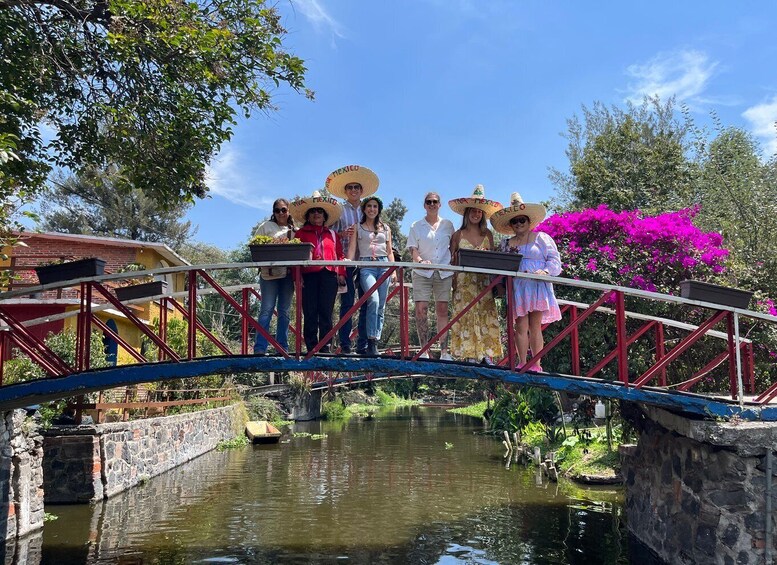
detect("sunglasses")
[310,208,325,214]
[510,216,530,226]
[345,184,363,191]
[273,207,288,214]
[425,199,440,205]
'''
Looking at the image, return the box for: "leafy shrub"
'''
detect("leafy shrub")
[488,387,532,433]
[3,329,108,385]
[322,399,349,420]
[246,396,283,422]
[286,372,311,396]
[143,317,226,393]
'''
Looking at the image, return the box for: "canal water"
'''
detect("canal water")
[39,406,656,564]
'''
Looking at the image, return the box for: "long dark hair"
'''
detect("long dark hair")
[460,207,488,235]
[270,198,294,228]
[359,197,384,234]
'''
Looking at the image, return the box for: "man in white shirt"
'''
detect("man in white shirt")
[406,191,455,360]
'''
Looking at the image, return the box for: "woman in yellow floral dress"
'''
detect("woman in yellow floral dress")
[447,185,504,363]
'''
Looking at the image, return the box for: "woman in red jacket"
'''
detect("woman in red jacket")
[291,192,346,353]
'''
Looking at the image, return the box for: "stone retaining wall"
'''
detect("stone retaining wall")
[621,404,777,564]
[43,403,245,503]
[0,410,45,540]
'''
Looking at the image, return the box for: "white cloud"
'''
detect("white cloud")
[743,96,777,158]
[292,0,344,39]
[624,50,718,106]
[205,147,272,209]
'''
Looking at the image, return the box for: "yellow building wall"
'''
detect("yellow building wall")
[58,245,189,366]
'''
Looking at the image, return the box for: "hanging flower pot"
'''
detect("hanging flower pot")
[679,280,753,309]
[458,249,523,271]
[115,280,168,301]
[35,258,106,285]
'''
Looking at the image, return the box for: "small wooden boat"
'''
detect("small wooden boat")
[245,420,282,444]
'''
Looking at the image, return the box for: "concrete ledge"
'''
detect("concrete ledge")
[641,404,777,457]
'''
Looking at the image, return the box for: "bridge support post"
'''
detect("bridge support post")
[621,403,777,564]
[287,389,322,421]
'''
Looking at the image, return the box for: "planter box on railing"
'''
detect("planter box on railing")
[249,243,313,263]
[115,280,168,301]
[679,280,753,309]
[35,258,106,285]
[458,249,523,271]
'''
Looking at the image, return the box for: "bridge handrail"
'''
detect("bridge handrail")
[2,260,773,324]
[0,284,262,330]
[557,299,752,344]
[1,284,754,349]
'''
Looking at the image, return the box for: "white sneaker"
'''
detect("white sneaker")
[440,352,453,361]
[418,352,430,359]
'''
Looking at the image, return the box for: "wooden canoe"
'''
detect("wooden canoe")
[245,420,282,444]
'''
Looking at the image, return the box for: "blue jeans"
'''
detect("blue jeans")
[255,275,294,353]
[339,266,368,351]
[359,257,390,340]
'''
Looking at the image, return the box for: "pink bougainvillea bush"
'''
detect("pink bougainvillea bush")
[537,205,729,295]
[528,205,738,387]
[530,205,777,394]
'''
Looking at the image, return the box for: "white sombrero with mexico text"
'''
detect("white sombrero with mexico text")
[290,190,343,227]
[489,192,547,235]
[448,184,503,218]
[325,165,379,200]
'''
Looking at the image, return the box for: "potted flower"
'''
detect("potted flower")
[35,257,107,285]
[679,280,753,309]
[457,248,523,272]
[114,263,168,301]
[248,234,313,262]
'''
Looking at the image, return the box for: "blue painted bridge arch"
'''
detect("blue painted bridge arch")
[1,355,775,422]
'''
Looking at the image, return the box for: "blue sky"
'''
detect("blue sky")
[191,1,777,251]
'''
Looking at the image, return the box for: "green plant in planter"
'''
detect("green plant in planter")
[249,234,302,245]
[116,262,154,287]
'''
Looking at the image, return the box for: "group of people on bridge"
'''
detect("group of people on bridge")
[253,164,562,368]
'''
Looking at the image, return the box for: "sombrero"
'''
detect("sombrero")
[448,184,503,219]
[325,165,379,199]
[489,192,547,235]
[290,191,343,227]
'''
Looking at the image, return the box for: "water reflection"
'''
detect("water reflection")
[12,407,657,563]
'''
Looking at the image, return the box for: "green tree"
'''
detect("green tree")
[550,97,696,213]
[40,167,196,251]
[384,197,408,257]
[0,0,311,212]
[693,127,777,290]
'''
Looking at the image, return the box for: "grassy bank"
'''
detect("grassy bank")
[450,399,622,482]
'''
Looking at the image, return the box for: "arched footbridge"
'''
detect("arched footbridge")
[1,260,776,421]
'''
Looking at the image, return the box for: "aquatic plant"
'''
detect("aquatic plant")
[217,435,249,451]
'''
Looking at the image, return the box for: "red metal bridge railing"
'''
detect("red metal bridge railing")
[0,260,772,407]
